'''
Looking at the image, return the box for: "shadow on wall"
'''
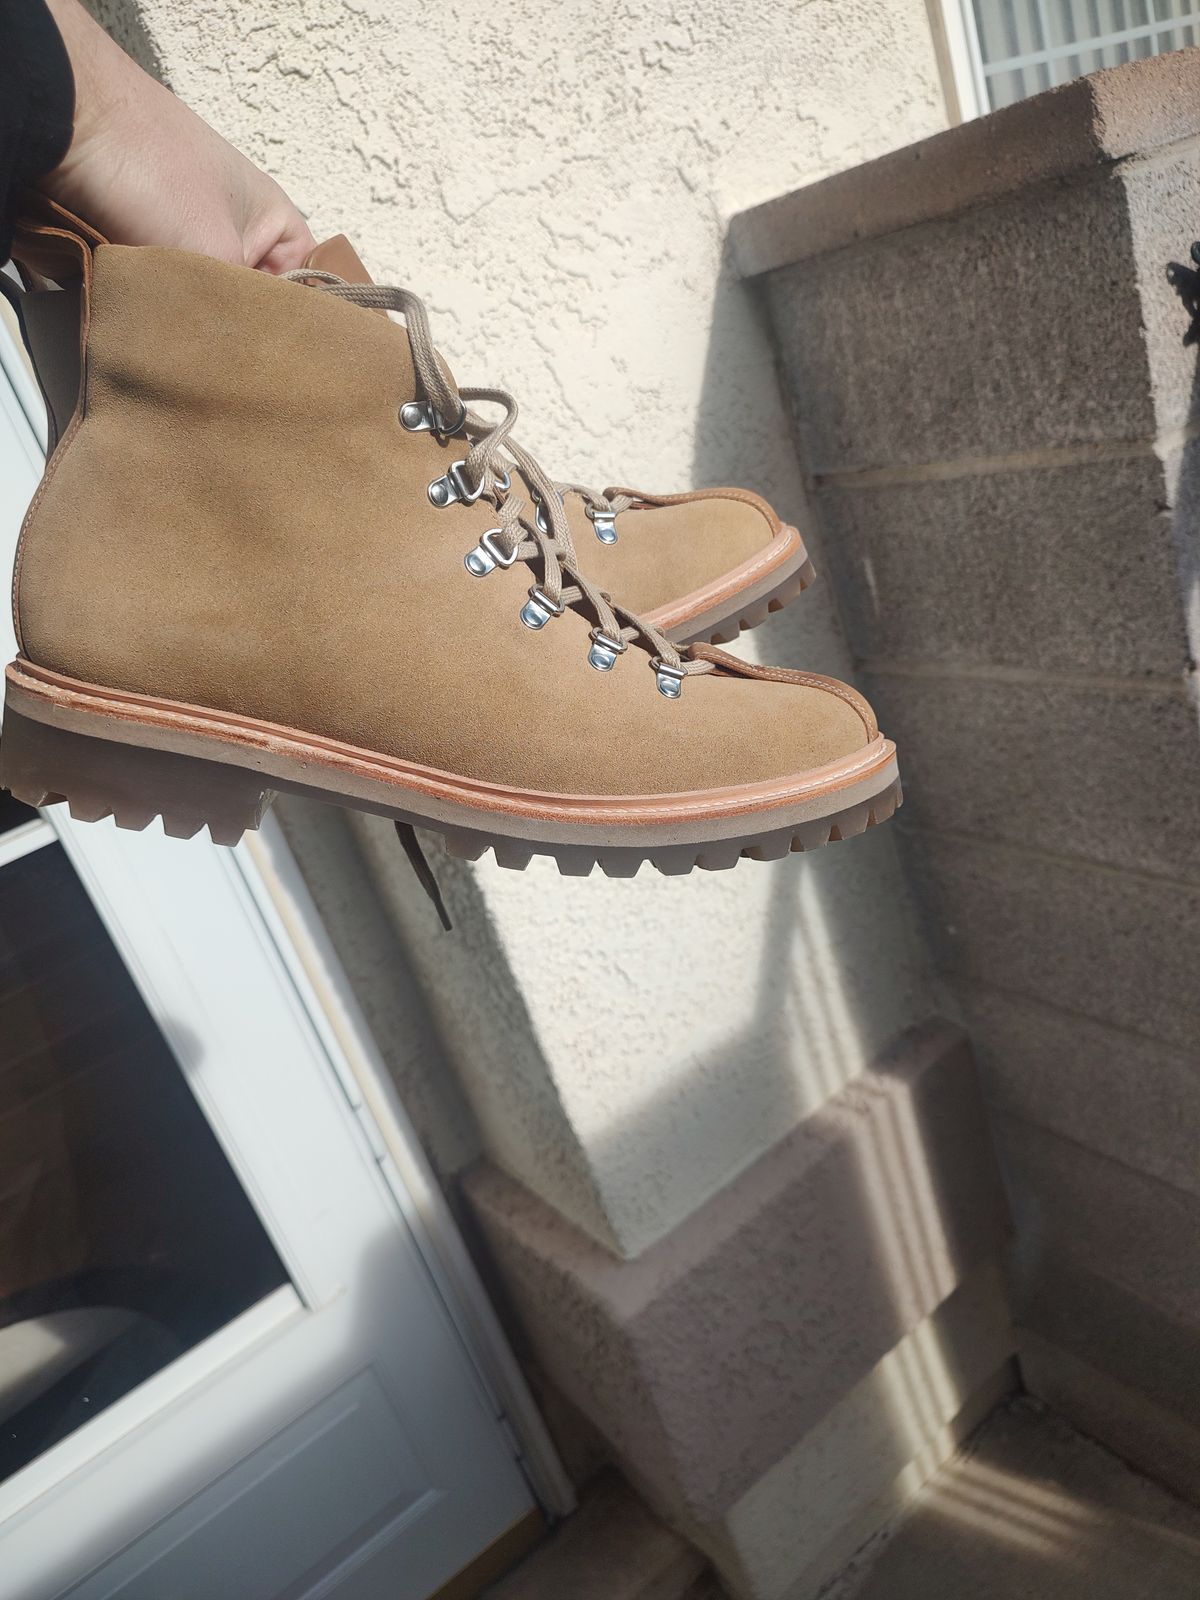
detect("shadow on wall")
[690,235,853,682]
[350,245,1012,1576]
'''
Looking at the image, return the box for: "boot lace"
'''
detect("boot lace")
[285,271,713,697]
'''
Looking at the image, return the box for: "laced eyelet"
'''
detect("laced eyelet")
[587,507,618,544]
[650,658,686,699]
[464,527,518,576]
[520,586,565,630]
[587,629,627,672]
[401,398,467,436]
[429,459,483,507]
[534,489,564,537]
[401,400,440,432]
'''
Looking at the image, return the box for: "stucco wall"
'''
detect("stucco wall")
[102,0,951,1256]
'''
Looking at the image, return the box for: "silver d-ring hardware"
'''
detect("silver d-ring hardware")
[401,400,440,432]
[464,527,518,577]
[534,489,564,536]
[520,586,565,630]
[401,399,467,436]
[429,459,483,508]
[651,658,686,699]
[587,629,627,672]
[493,466,512,493]
[591,512,618,544]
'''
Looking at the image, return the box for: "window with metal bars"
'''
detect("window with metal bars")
[967,0,1200,108]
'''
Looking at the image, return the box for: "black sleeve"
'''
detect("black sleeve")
[0,0,76,264]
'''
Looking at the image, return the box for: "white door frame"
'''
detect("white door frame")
[237,818,574,1520]
[929,0,989,121]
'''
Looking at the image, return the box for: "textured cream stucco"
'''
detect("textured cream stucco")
[105,0,950,1256]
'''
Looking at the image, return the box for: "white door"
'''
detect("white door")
[0,304,549,1600]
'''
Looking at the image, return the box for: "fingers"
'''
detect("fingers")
[248,215,318,275]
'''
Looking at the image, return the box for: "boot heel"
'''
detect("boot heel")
[0,704,274,845]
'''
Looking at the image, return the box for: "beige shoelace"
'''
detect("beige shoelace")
[553,482,638,523]
[286,271,713,693]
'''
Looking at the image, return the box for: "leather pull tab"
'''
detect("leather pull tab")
[15,191,108,247]
[7,194,100,454]
[10,191,107,290]
[304,234,374,285]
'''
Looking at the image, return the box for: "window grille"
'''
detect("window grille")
[968,1,1200,108]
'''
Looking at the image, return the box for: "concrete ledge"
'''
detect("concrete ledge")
[465,1020,1010,1526]
[731,50,1200,277]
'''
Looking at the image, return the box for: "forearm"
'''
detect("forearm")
[37,0,314,271]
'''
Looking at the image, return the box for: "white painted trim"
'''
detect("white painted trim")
[0,815,54,868]
[929,0,990,120]
[241,823,577,1519]
[0,1288,302,1525]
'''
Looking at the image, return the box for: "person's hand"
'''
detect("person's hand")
[40,0,315,273]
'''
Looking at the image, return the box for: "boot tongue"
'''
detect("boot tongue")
[304,234,463,397]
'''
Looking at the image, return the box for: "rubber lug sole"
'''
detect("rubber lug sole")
[671,556,816,649]
[0,674,901,877]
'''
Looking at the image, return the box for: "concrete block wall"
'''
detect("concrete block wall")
[465,1021,1015,1598]
[733,51,1200,1501]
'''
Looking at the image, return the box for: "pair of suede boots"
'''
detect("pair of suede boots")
[0,198,899,893]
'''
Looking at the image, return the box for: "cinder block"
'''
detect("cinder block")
[465,1022,1010,1525]
[1021,1331,1200,1509]
[699,1265,1015,1600]
[994,1115,1200,1326]
[958,988,1200,1200]
[912,835,1200,1048]
[815,454,1190,677]
[732,52,1200,278]
[765,172,1150,474]
[871,672,1200,878]
[1018,1251,1200,1433]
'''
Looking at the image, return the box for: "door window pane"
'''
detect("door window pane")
[0,792,39,838]
[971,0,1200,107]
[0,840,288,1482]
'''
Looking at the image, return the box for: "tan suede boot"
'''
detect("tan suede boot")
[305,237,814,646]
[0,205,899,876]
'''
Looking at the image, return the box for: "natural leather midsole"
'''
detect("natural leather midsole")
[645,524,807,635]
[5,658,898,845]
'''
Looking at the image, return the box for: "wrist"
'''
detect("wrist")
[43,0,154,172]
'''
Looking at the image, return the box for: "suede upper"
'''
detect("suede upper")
[302,234,790,623]
[15,243,875,798]
[560,488,778,617]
